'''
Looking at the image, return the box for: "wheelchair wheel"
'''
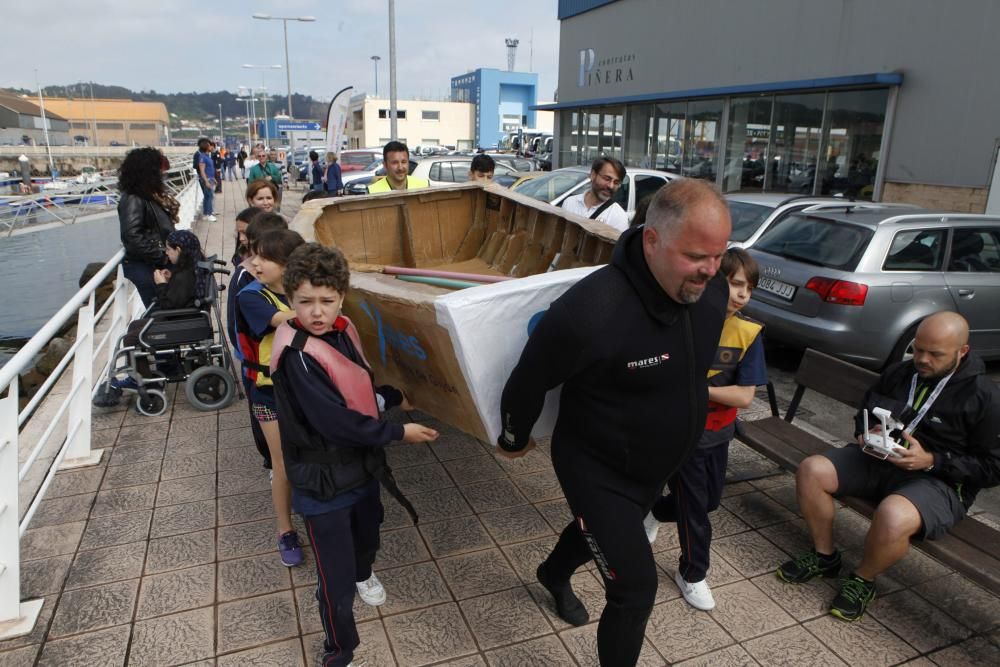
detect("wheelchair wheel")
[136,388,167,417]
[185,366,236,412]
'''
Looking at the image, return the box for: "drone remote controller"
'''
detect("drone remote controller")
[862,407,907,459]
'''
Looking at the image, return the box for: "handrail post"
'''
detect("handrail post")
[110,265,129,349]
[0,383,43,639]
[61,295,104,469]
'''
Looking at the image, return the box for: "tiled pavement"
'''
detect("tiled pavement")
[3,181,1000,666]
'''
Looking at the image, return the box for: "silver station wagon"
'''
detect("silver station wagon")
[742,208,1000,369]
[725,192,919,249]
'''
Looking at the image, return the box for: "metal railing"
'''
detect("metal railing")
[0,174,200,639]
[0,146,195,158]
[1,163,197,237]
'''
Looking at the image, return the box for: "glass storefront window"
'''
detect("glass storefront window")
[568,86,888,196]
[624,104,654,168]
[722,95,773,193]
[768,93,825,195]
[558,110,579,167]
[652,102,685,173]
[683,100,723,181]
[584,112,601,162]
[598,107,624,160]
[817,89,889,200]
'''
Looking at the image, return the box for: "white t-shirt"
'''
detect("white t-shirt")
[562,193,630,233]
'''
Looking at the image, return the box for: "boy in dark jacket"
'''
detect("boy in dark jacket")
[270,243,438,667]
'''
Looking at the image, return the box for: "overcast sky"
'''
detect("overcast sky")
[5,0,561,105]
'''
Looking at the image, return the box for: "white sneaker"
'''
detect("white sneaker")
[674,570,715,610]
[643,512,660,544]
[356,572,386,606]
[206,214,217,222]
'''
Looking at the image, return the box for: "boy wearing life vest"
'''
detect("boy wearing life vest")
[236,228,306,567]
[269,243,439,667]
[644,247,767,611]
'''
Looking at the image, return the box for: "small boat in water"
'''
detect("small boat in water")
[290,183,619,443]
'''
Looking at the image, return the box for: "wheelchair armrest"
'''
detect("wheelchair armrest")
[148,307,204,319]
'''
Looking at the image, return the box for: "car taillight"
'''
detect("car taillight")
[805,277,868,305]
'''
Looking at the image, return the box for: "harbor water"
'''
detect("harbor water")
[0,212,121,366]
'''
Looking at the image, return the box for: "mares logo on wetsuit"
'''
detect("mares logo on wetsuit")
[577,517,616,581]
[626,352,670,371]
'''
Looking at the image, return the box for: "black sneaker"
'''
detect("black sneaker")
[776,550,841,584]
[830,573,876,622]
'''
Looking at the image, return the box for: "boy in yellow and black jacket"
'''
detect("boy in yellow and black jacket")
[645,248,767,611]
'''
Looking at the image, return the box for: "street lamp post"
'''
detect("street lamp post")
[236,97,252,148]
[371,55,381,97]
[387,0,398,140]
[218,104,224,145]
[242,65,281,148]
[259,88,270,148]
[251,14,316,118]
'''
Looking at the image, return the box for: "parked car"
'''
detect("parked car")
[346,156,519,193]
[288,146,326,182]
[409,156,517,186]
[340,149,383,173]
[725,193,919,248]
[742,208,1000,369]
[511,165,679,222]
[485,154,539,173]
[340,159,384,188]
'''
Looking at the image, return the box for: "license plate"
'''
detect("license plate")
[758,277,796,300]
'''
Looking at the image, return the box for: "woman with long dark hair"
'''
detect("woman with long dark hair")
[117,147,178,306]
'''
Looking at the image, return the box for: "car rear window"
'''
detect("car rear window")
[728,201,773,242]
[343,153,377,166]
[754,214,873,270]
[513,171,588,202]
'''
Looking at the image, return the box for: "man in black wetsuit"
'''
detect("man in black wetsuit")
[497,179,731,667]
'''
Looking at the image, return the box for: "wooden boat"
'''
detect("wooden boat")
[290,183,619,443]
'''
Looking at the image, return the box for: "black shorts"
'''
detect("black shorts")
[823,445,966,540]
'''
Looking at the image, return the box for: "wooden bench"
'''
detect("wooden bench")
[738,348,1000,596]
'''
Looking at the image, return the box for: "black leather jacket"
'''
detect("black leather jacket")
[118,191,175,267]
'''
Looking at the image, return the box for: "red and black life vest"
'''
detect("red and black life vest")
[269,318,417,522]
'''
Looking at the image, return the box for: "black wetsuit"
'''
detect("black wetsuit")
[499,225,727,666]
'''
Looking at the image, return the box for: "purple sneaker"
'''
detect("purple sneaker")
[278,531,303,567]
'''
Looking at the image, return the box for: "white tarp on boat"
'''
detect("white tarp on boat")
[433,265,601,446]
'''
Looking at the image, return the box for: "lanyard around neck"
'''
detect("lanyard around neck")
[904,371,953,434]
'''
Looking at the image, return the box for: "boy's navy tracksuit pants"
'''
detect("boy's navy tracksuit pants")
[303,491,382,667]
[651,443,729,583]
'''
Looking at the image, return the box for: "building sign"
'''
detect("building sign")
[276,121,321,131]
[578,48,637,88]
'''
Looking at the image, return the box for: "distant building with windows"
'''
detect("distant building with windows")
[345,95,475,150]
[0,92,70,146]
[546,0,1000,211]
[451,69,542,150]
[42,98,169,147]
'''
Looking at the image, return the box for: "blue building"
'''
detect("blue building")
[451,69,538,150]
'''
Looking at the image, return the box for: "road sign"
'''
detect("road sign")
[275,121,321,131]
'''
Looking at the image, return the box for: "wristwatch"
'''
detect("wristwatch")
[923,463,935,472]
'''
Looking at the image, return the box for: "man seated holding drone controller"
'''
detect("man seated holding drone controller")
[776,311,1000,622]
